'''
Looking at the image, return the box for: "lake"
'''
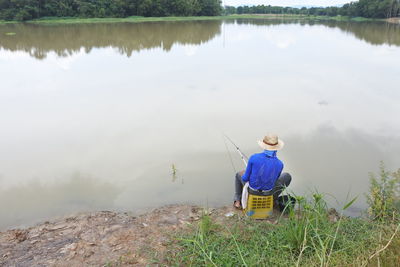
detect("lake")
[1,19,399,230]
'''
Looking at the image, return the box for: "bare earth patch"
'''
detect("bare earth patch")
[386,17,400,24]
[1,205,272,266]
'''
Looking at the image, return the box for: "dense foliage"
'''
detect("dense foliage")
[225,0,400,18]
[0,0,222,21]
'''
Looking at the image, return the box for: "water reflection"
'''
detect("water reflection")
[0,19,399,60]
[232,19,400,46]
[282,125,400,214]
[0,21,222,59]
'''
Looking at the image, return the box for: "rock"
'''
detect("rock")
[47,223,70,231]
[59,243,78,254]
[328,208,340,222]
[158,215,178,225]
[84,250,94,258]
[113,245,123,251]
[2,252,11,258]
[189,212,200,221]
[14,230,28,242]
[158,237,169,246]
[29,234,40,239]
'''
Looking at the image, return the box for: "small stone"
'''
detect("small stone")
[142,223,148,227]
[48,223,69,231]
[225,212,235,217]
[2,252,11,258]
[59,243,78,254]
[14,230,28,242]
[159,215,178,225]
[30,234,40,239]
[159,236,169,246]
[111,246,122,252]
[84,251,94,258]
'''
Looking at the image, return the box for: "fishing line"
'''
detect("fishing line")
[223,133,248,167]
[223,135,237,173]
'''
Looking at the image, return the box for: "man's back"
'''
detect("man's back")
[242,151,283,191]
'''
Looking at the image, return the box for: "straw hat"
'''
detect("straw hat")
[257,134,284,151]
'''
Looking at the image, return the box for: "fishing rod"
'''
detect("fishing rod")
[223,134,248,167]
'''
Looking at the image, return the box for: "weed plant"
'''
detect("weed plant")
[166,192,399,266]
[367,162,400,222]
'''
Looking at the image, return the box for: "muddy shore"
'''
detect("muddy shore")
[0,205,251,266]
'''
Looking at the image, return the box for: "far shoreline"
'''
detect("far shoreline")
[1,14,399,25]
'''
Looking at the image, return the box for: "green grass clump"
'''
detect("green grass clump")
[165,192,399,266]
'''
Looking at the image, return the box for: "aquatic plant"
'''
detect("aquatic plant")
[171,164,178,182]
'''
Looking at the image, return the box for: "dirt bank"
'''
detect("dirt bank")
[386,17,400,24]
[0,205,259,266]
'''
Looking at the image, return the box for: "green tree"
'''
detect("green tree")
[197,0,221,16]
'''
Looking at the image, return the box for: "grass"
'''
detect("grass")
[0,14,386,25]
[162,164,399,266]
[164,193,399,266]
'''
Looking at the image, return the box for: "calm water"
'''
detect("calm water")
[1,19,400,230]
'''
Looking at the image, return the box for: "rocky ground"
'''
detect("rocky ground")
[0,205,255,267]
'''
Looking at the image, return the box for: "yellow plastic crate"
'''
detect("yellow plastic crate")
[244,194,274,219]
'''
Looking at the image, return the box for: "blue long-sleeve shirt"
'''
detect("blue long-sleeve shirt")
[242,150,284,191]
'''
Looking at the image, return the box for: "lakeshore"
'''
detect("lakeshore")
[0,203,398,266]
[0,14,398,25]
[0,205,244,266]
[1,12,399,266]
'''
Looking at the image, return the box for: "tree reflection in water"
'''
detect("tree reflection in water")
[0,19,399,60]
[0,20,222,59]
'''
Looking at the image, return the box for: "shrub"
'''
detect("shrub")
[366,162,400,221]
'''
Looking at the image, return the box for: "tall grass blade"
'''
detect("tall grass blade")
[343,196,358,210]
[224,225,248,267]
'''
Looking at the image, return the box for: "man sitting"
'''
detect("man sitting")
[234,134,292,209]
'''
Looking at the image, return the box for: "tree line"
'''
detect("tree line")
[0,0,222,21]
[225,0,400,19]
